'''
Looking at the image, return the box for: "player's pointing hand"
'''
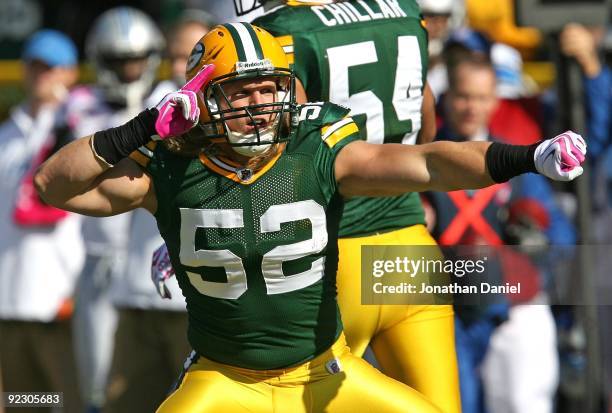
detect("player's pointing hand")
[153,64,215,139]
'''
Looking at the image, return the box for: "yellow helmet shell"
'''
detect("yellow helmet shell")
[185,23,290,124]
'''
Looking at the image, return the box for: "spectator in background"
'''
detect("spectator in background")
[148,8,216,104]
[433,29,546,146]
[560,23,612,230]
[168,10,215,85]
[427,54,574,413]
[418,0,457,100]
[61,7,165,412]
[489,43,544,145]
[431,27,493,102]
[560,22,612,410]
[0,29,84,413]
[102,12,211,413]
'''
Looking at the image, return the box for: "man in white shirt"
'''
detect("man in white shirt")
[0,29,84,412]
[62,7,166,412]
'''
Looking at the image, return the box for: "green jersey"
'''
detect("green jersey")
[134,102,359,370]
[253,0,427,237]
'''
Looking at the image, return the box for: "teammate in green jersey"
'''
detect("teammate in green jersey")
[248,1,458,411]
[34,22,586,412]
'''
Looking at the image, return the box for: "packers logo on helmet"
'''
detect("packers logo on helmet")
[186,42,204,73]
[186,22,297,157]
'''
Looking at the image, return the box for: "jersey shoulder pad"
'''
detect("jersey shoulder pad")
[296,102,358,149]
[319,114,359,149]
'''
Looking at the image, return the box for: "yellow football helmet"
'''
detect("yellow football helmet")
[185,23,297,156]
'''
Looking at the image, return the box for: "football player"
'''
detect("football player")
[246,1,457,410]
[35,23,585,412]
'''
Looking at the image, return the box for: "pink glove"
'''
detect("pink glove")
[151,243,175,299]
[534,131,587,181]
[153,64,215,139]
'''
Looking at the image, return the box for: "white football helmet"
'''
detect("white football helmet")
[86,6,165,107]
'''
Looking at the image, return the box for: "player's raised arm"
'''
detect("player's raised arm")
[35,64,215,216]
[336,131,586,197]
[34,134,152,216]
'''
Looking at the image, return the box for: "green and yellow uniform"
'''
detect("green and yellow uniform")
[255,0,427,237]
[254,3,460,412]
[133,103,442,412]
[135,103,352,369]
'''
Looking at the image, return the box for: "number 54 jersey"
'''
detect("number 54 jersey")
[253,0,428,237]
[131,102,359,370]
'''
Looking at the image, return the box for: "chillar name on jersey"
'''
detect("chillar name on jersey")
[310,0,410,26]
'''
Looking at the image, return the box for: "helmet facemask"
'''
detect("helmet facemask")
[199,67,297,157]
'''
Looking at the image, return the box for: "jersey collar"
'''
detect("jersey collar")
[198,151,282,185]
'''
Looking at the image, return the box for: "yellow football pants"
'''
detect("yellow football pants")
[337,224,462,413]
[156,334,443,413]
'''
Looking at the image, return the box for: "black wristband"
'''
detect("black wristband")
[92,108,158,165]
[485,142,540,183]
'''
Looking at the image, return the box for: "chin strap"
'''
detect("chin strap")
[226,120,279,157]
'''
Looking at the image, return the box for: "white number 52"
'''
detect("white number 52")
[179,200,328,299]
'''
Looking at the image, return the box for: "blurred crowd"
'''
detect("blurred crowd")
[0,1,610,413]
